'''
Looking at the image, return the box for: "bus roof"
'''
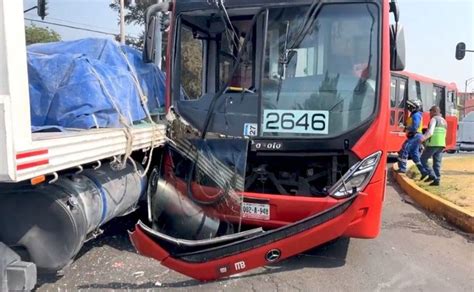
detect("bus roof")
[174,0,384,12]
[393,71,458,91]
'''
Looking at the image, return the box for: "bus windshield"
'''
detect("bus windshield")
[262,3,379,137]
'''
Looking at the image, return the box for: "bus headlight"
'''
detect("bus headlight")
[329,151,382,198]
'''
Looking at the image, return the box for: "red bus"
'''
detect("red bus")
[388,71,458,153]
[130,0,405,281]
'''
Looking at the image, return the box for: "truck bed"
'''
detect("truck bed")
[3,124,166,182]
[0,3,168,183]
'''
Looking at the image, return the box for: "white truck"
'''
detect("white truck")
[457,112,474,151]
[0,1,166,290]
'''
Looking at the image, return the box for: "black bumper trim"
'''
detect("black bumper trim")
[142,194,357,263]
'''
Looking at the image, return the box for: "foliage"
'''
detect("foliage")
[109,1,202,98]
[180,29,203,99]
[109,1,160,50]
[114,33,144,49]
[25,25,61,45]
[109,0,155,26]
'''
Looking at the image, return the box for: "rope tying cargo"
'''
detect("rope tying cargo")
[88,63,134,170]
[119,46,166,178]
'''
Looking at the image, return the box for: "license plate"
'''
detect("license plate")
[242,202,270,220]
[262,109,329,134]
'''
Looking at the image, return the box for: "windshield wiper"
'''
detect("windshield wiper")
[276,21,291,103]
[214,0,240,55]
[275,0,324,102]
[201,5,263,138]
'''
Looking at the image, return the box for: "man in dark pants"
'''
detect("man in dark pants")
[397,99,423,173]
[419,106,447,186]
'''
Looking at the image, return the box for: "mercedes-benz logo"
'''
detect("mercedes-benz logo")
[265,249,281,262]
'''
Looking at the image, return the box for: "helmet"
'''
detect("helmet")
[406,99,422,111]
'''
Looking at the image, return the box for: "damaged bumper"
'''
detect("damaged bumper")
[130,193,360,281]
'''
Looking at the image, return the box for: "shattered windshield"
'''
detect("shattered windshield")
[262,4,379,137]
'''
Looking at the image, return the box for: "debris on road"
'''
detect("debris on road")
[133,271,145,278]
[112,262,124,269]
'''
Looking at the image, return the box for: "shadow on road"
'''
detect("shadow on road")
[37,201,351,290]
[75,237,350,290]
[35,206,146,287]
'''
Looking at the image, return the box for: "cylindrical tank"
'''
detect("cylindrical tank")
[81,162,147,230]
[149,173,233,240]
[0,161,146,273]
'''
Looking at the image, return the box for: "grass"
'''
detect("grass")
[407,156,474,213]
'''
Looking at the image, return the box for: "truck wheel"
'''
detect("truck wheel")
[0,243,37,291]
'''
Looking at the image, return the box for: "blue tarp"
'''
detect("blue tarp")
[27,38,165,131]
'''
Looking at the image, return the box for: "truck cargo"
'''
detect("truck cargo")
[0,1,166,290]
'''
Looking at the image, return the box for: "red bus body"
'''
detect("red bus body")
[388,71,458,153]
[130,0,395,281]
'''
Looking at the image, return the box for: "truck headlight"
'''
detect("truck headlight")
[329,151,382,198]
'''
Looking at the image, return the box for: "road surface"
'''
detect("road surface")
[37,173,473,291]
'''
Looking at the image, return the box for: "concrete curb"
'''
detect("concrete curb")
[392,164,474,233]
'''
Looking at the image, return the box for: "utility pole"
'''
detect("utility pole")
[120,0,125,44]
[465,77,474,94]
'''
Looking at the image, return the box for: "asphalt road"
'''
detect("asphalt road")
[36,172,474,291]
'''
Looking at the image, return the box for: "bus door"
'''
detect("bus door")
[433,84,446,116]
[445,89,459,150]
[387,75,408,152]
[433,85,457,150]
[446,90,457,117]
[389,75,408,132]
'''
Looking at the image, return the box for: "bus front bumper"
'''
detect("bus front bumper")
[129,190,369,281]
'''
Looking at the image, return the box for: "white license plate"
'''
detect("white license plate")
[262,109,329,134]
[242,202,270,220]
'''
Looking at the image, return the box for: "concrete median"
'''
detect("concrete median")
[392,161,474,233]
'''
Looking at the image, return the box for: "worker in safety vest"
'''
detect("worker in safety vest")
[397,99,423,173]
[419,106,447,186]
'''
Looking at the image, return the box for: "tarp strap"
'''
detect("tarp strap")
[88,62,134,170]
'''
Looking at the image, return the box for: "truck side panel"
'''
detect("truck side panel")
[0,97,14,181]
[0,0,33,181]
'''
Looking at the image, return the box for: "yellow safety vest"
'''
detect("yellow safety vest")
[406,115,423,133]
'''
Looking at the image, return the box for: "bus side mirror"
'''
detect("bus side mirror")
[143,2,170,64]
[144,16,157,63]
[389,0,400,23]
[455,42,466,60]
[390,24,406,71]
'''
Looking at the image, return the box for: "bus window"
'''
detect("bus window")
[390,78,396,108]
[408,79,423,109]
[397,78,407,108]
[432,87,438,105]
[433,85,446,114]
[419,81,433,110]
[397,78,407,125]
[180,26,205,100]
[415,81,422,100]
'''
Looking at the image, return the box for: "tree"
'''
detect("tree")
[109,0,154,26]
[109,1,201,98]
[180,29,203,99]
[25,25,61,45]
[109,1,155,49]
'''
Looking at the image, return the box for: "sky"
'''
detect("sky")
[23,0,474,91]
[398,0,474,92]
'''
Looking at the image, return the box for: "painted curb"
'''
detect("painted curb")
[392,164,474,233]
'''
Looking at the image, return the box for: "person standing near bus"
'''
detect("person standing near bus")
[397,99,423,173]
[419,106,447,186]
